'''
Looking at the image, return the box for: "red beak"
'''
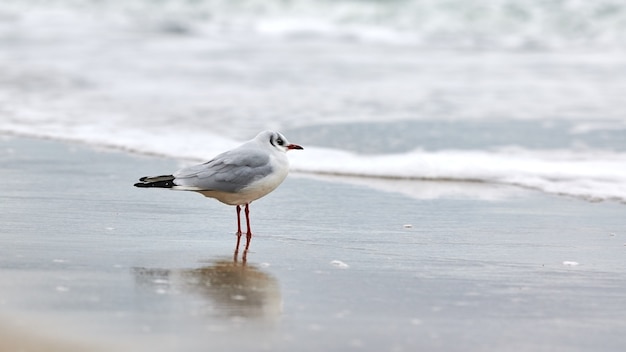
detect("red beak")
[287,144,303,150]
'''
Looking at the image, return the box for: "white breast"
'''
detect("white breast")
[198,152,289,206]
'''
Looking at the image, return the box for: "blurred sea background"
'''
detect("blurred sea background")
[1,0,626,202]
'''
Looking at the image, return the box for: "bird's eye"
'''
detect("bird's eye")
[276,138,284,146]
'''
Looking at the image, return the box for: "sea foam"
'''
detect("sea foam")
[290,146,626,203]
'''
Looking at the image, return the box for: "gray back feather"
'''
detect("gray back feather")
[173,147,272,193]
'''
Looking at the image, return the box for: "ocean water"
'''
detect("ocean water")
[1,0,626,202]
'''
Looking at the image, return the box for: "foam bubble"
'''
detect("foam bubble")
[330,260,350,269]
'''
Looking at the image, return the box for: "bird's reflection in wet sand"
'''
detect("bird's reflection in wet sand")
[133,249,281,321]
[233,231,251,264]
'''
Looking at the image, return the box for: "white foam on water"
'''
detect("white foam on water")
[1,1,626,203]
[290,146,626,203]
[3,117,626,202]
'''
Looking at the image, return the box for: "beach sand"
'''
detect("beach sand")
[1,136,626,352]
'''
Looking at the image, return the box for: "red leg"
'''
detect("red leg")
[244,203,252,238]
[236,205,243,236]
[244,203,254,254]
[234,205,243,261]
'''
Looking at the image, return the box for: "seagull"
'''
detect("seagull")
[134,130,303,251]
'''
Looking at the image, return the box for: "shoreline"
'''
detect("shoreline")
[3,131,624,206]
[2,135,626,351]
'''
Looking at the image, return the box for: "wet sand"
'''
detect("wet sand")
[1,136,626,352]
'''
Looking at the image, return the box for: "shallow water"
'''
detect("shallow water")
[285,119,626,154]
[1,2,626,201]
[2,137,626,351]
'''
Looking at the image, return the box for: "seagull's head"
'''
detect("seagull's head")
[258,130,303,153]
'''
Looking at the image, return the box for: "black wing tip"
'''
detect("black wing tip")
[134,175,176,188]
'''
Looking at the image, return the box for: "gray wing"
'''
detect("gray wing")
[173,147,272,193]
